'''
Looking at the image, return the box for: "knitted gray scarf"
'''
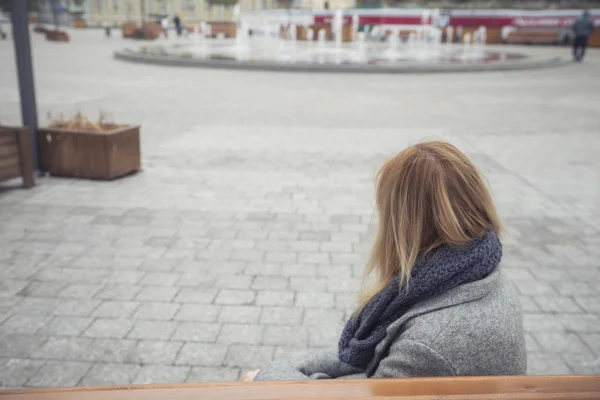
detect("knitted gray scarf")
[338,231,502,368]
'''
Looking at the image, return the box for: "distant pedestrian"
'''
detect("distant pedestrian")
[572,9,595,62]
[161,17,169,38]
[173,15,182,37]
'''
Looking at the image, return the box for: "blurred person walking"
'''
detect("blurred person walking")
[174,15,182,37]
[572,10,595,62]
[161,17,169,38]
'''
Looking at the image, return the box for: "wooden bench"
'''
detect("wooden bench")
[1,375,599,400]
[506,30,559,45]
[0,126,34,188]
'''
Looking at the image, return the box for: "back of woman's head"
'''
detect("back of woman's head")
[357,140,502,313]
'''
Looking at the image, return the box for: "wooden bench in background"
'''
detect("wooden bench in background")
[1,375,599,400]
[0,126,34,188]
[506,30,559,45]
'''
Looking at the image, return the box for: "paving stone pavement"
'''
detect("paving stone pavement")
[1,29,600,388]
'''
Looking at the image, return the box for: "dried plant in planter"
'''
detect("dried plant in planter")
[47,112,123,132]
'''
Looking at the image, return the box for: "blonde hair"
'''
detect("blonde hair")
[355,141,502,315]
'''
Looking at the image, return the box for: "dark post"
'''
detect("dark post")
[10,0,39,172]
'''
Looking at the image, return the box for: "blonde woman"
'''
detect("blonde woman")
[243,141,526,381]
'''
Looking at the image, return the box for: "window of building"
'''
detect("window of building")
[96,0,103,12]
[113,0,119,12]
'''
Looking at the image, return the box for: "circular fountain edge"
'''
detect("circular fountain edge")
[114,48,569,74]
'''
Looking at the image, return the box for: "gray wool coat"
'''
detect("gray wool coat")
[255,270,526,380]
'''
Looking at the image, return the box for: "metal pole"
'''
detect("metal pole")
[10,0,39,172]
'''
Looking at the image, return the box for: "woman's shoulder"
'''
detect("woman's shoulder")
[397,271,526,375]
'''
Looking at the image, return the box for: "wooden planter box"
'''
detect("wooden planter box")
[0,126,34,188]
[46,30,70,42]
[38,125,141,180]
[74,18,86,28]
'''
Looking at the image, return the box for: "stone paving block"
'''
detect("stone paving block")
[127,320,178,340]
[172,322,221,342]
[18,281,68,298]
[304,309,347,326]
[281,264,317,277]
[259,305,304,325]
[83,318,134,339]
[186,367,240,383]
[136,287,179,302]
[273,346,311,361]
[533,295,582,313]
[251,276,289,290]
[331,253,364,265]
[80,363,141,386]
[34,337,93,361]
[94,285,142,301]
[552,281,597,296]
[265,252,297,263]
[129,340,183,365]
[574,296,600,313]
[256,291,295,306]
[309,323,342,348]
[522,313,564,332]
[218,324,263,345]
[316,266,353,279]
[0,358,44,388]
[175,343,228,367]
[10,297,61,315]
[296,292,335,308]
[26,361,92,388]
[92,301,140,318]
[527,353,573,375]
[87,339,137,363]
[326,277,361,293]
[132,365,191,384]
[215,290,256,305]
[218,306,262,324]
[561,352,600,374]
[57,283,104,299]
[214,276,253,290]
[243,263,281,276]
[224,344,275,369]
[263,326,308,347]
[297,253,330,265]
[230,251,264,262]
[335,293,357,310]
[524,333,541,352]
[288,277,327,291]
[133,302,181,320]
[0,315,50,334]
[43,316,93,336]
[532,332,591,353]
[580,333,600,356]
[140,272,182,287]
[174,288,218,304]
[52,300,100,317]
[105,270,145,284]
[174,304,221,322]
[557,314,600,333]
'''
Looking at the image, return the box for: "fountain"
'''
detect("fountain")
[116,8,561,73]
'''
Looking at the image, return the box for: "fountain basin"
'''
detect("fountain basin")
[114,40,567,73]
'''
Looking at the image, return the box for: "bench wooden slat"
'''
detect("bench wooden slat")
[1,375,599,400]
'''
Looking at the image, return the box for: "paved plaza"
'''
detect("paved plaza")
[1,29,599,388]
